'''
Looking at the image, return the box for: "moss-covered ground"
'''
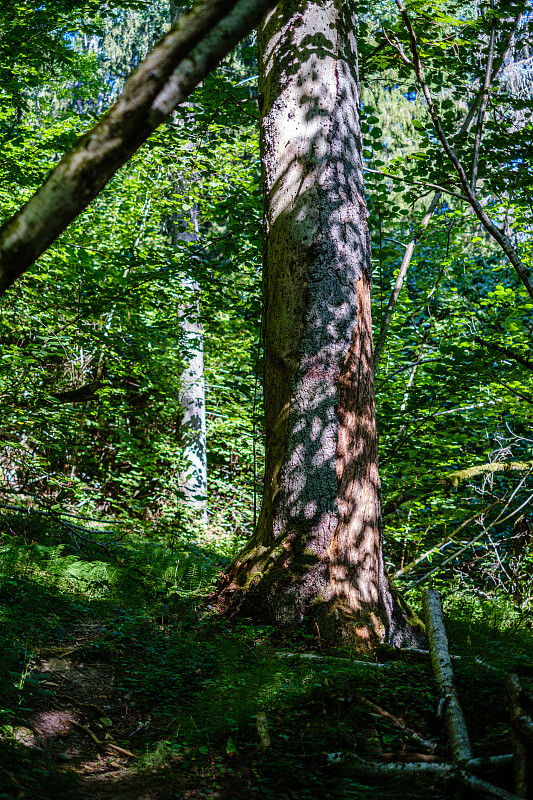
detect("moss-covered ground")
[1,510,532,799]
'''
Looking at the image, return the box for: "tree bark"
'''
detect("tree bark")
[422,589,473,764]
[216,0,425,649]
[168,204,208,517]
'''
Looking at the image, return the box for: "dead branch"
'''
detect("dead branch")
[333,759,521,799]
[422,589,472,763]
[360,696,436,753]
[507,673,533,797]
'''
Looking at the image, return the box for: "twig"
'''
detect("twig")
[360,696,436,753]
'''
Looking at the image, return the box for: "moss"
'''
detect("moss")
[389,580,426,636]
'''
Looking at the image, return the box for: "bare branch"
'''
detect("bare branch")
[395,0,533,301]
[471,11,497,189]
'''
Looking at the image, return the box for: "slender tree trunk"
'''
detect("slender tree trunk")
[216,0,424,649]
[168,204,208,518]
[177,277,207,516]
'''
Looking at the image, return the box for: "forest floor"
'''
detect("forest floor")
[1,516,533,799]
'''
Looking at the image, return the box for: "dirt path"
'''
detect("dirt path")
[13,621,170,799]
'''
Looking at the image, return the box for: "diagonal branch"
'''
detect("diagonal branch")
[395,0,533,302]
[0,0,279,296]
[471,8,497,190]
[373,9,522,370]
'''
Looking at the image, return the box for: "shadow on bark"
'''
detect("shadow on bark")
[215,0,425,651]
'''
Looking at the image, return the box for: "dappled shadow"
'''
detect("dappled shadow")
[216,2,420,647]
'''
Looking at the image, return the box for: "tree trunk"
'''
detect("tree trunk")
[216,0,424,649]
[177,278,207,517]
[168,204,208,518]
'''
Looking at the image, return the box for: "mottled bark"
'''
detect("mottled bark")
[178,283,207,515]
[216,0,424,649]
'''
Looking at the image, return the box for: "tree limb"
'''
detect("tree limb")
[0,0,279,295]
[395,1,533,302]
[422,589,473,764]
[446,461,533,487]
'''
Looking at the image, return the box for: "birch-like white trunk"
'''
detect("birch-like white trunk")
[169,206,207,517]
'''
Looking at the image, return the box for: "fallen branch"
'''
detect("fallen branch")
[360,696,436,753]
[70,720,135,758]
[275,651,389,668]
[107,742,136,759]
[422,589,472,763]
[332,759,520,800]
[56,693,108,720]
[507,673,533,797]
[333,759,521,798]
[70,719,106,752]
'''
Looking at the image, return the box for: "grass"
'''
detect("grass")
[0,508,532,799]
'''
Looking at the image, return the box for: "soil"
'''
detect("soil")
[12,621,172,799]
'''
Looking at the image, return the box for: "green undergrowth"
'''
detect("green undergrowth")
[1,510,533,799]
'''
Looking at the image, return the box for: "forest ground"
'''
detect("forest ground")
[1,513,532,799]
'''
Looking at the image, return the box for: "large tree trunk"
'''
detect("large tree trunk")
[217,0,424,649]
